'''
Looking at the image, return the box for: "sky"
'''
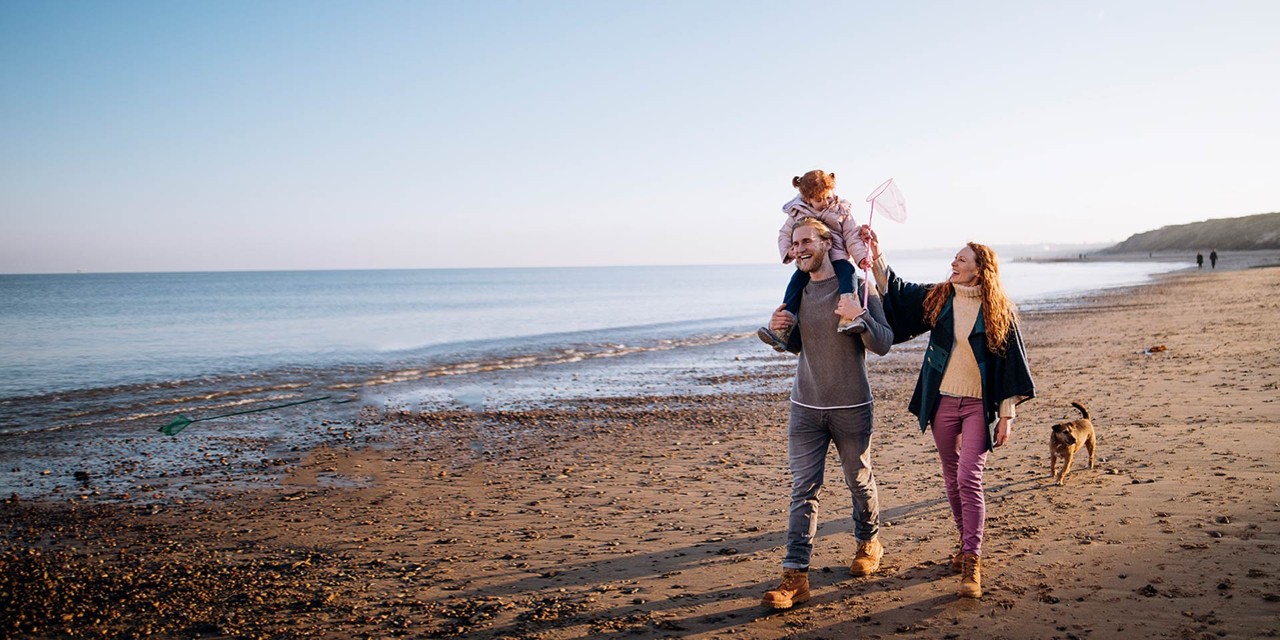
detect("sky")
[2,1,1278,273]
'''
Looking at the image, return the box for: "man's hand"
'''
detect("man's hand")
[770,304,796,334]
[994,417,1012,447]
[835,294,864,322]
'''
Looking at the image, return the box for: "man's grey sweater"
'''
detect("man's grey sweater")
[790,275,893,409]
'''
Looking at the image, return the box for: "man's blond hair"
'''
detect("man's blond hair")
[793,216,833,240]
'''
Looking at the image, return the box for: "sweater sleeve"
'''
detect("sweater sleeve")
[871,254,890,295]
[859,284,893,356]
[999,397,1018,419]
[840,220,870,267]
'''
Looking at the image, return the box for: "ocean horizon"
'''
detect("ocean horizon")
[1,259,1184,437]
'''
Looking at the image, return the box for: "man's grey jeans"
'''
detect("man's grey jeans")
[783,402,880,570]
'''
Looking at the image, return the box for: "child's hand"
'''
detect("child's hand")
[859,225,880,261]
[835,295,864,321]
[856,257,871,270]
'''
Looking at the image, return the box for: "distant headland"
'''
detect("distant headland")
[1098,211,1280,253]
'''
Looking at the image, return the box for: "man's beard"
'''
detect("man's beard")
[798,252,827,273]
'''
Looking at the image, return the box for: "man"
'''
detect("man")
[1210,249,1218,269]
[761,217,894,610]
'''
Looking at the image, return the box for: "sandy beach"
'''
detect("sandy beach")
[3,264,1279,639]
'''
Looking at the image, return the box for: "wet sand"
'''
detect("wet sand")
[3,266,1279,639]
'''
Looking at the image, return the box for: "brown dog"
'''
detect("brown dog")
[1050,402,1096,485]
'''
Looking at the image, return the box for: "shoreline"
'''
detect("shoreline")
[0,256,1191,404]
[1019,247,1280,270]
[0,257,1192,503]
[4,266,1280,638]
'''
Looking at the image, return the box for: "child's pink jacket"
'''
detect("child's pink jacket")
[776,195,870,266]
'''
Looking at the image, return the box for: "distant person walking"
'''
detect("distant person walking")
[1210,249,1218,269]
[759,217,893,610]
[863,227,1035,599]
[1197,252,1204,269]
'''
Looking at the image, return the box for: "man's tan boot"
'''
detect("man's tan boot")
[849,537,884,577]
[761,568,810,609]
[958,553,982,598]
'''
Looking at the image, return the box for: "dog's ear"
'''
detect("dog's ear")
[1052,424,1064,433]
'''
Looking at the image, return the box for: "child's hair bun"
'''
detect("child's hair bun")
[794,170,836,199]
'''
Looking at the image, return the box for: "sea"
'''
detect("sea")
[0,258,1183,438]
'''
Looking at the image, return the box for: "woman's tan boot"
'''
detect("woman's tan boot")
[958,553,982,598]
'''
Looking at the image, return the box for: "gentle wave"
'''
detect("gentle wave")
[0,329,749,437]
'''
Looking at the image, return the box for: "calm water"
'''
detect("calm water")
[0,260,1180,434]
[0,266,789,398]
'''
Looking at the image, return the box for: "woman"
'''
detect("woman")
[864,227,1034,598]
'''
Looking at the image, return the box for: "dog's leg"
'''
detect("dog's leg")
[1086,433,1096,469]
[1057,449,1075,485]
[1049,444,1058,480]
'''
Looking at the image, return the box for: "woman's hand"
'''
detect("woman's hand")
[994,417,1012,447]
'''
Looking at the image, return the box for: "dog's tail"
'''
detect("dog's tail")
[1071,401,1089,419]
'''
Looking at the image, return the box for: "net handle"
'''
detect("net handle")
[862,199,875,308]
[859,178,897,308]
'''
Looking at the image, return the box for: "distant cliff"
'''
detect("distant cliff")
[1099,212,1280,253]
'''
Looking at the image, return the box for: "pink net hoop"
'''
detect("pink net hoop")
[865,178,907,223]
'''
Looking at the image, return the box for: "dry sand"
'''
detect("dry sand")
[3,266,1279,639]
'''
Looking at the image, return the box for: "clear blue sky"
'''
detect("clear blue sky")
[2,1,1277,273]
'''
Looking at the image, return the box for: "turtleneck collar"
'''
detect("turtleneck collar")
[953,283,982,299]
